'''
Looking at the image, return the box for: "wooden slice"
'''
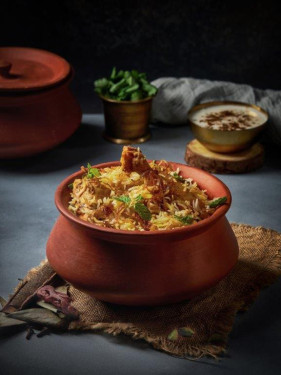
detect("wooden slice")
[185,139,264,174]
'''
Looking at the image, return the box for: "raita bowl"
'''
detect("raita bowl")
[188,101,268,153]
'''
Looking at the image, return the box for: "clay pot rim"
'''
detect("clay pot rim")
[55,161,232,238]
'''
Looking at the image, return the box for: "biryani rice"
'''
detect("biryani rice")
[68,147,219,231]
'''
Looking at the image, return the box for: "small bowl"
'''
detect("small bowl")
[46,161,239,306]
[100,95,153,144]
[188,101,268,153]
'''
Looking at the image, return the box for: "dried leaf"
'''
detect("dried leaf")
[0,296,7,308]
[178,326,195,337]
[208,333,225,344]
[8,308,65,328]
[37,300,58,313]
[168,329,179,341]
[0,312,27,330]
[37,298,67,319]
[55,285,69,295]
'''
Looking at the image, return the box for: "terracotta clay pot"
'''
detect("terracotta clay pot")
[47,162,239,306]
[0,47,82,159]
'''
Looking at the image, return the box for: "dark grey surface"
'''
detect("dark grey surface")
[0,115,281,374]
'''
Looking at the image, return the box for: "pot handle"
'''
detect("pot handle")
[0,60,12,78]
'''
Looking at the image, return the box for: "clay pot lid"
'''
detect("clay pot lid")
[0,47,71,92]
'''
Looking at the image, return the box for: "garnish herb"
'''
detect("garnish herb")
[168,327,194,341]
[114,195,151,220]
[87,163,101,179]
[178,327,195,337]
[134,202,152,221]
[68,183,73,189]
[172,172,185,182]
[94,67,158,101]
[168,329,179,341]
[174,215,193,225]
[209,196,227,208]
[114,195,131,204]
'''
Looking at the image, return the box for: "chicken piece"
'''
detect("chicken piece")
[120,146,151,173]
[142,169,165,200]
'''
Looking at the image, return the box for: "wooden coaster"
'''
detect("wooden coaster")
[185,139,264,174]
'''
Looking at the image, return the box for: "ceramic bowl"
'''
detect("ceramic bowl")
[46,161,239,306]
[188,101,268,153]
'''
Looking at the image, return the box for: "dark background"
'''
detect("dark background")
[1,0,280,113]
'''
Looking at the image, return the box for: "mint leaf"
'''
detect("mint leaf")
[174,215,193,225]
[134,202,152,221]
[135,195,143,202]
[114,195,131,204]
[87,163,101,178]
[209,196,227,208]
[172,172,185,182]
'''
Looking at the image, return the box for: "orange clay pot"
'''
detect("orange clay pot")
[47,162,239,306]
[0,47,81,159]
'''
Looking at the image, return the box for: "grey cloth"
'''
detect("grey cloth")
[151,77,281,145]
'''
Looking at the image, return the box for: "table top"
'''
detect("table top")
[1,114,281,375]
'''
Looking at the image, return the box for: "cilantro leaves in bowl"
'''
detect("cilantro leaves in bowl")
[94,67,158,101]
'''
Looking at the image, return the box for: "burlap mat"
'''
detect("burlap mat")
[4,223,281,359]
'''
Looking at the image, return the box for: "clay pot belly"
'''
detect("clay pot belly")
[0,82,81,159]
[47,215,238,306]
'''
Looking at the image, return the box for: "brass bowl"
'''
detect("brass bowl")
[188,101,269,153]
[100,95,153,144]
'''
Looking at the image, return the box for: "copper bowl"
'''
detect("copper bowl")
[46,161,239,306]
[188,101,268,153]
[100,95,152,144]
